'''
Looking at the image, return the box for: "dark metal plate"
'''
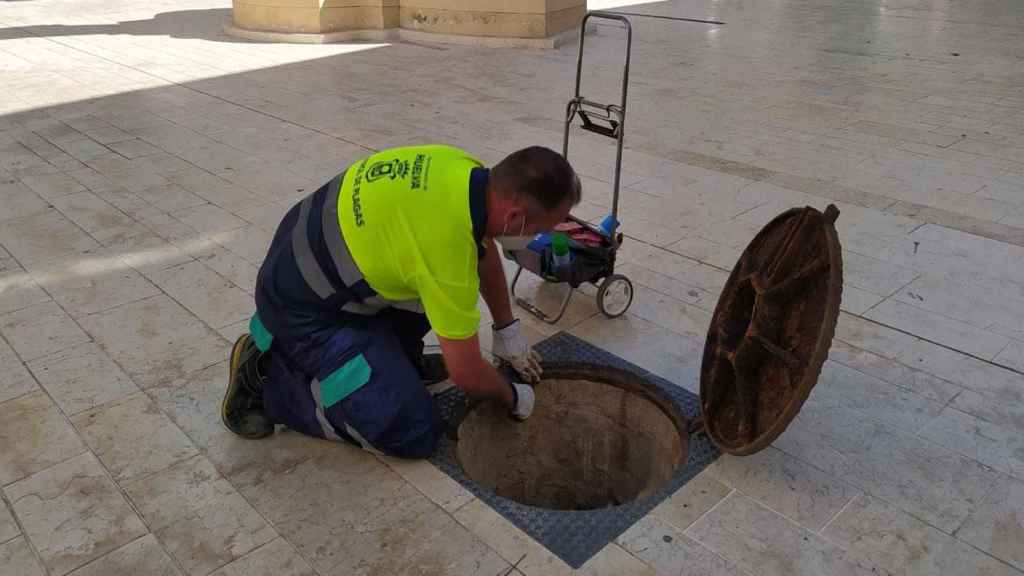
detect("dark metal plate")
[700,204,843,455]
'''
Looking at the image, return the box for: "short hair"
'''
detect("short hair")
[491,146,581,211]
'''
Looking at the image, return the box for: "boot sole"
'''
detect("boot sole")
[221,334,270,439]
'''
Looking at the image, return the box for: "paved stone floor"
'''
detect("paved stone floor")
[2,0,1024,574]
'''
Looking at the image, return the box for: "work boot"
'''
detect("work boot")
[222,334,275,439]
[417,353,449,385]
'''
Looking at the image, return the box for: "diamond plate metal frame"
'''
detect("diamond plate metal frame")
[430,331,720,568]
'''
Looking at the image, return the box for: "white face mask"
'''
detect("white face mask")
[495,212,533,251]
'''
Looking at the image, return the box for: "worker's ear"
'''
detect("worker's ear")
[498,203,527,237]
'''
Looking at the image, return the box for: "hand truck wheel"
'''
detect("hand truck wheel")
[597,274,633,318]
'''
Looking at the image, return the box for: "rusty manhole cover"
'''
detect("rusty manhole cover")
[457,362,689,510]
[700,204,843,455]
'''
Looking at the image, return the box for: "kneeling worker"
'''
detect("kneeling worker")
[221,144,581,458]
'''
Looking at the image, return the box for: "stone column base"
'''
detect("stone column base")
[227,0,585,49]
[223,22,579,49]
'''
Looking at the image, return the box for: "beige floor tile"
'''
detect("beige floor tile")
[60,139,113,163]
[171,204,248,236]
[48,191,139,245]
[28,252,162,317]
[107,139,162,159]
[19,172,87,200]
[149,362,329,491]
[579,543,656,576]
[827,341,962,405]
[205,225,275,267]
[837,285,884,315]
[216,319,250,343]
[379,456,474,512]
[824,494,1022,576]
[231,201,293,233]
[453,498,573,576]
[209,539,314,576]
[166,168,265,210]
[0,268,51,317]
[147,261,252,329]
[0,209,99,266]
[898,338,1024,415]
[921,407,1024,482]
[687,493,882,576]
[135,184,206,213]
[5,453,146,576]
[615,262,719,314]
[67,535,181,576]
[625,283,712,344]
[83,126,133,146]
[814,361,945,434]
[0,537,44,576]
[890,273,1024,342]
[27,341,138,416]
[0,181,50,223]
[952,390,1024,440]
[957,475,1024,572]
[0,300,91,362]
[189,245,260,294]
[0,391,86,485]
[711,447,858,531]
[841,251,920,298]
[330,509,511,576]
[618,516,746,576]
[72,393,198,483]
[866,299,1010,360]
[103,168,170,194]
[572,313,702,394]
[774,399,1001,533]
[65,167,120,193]
[0,335,37,404]
[0,500,18,545]
[995,340,1024,373]
[650,470,732,533]
[123,455,277,576]
[835,313,922,361]
[664,235,740,270]
[240,448,437,573]
[110,234,194,277]
[78,295,227,388]
[138,211,203,244]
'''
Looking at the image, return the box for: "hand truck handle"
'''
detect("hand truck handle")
[573,11,632,110]
[565,12,632,240]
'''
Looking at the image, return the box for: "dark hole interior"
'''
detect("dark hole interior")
[456,375,688,511]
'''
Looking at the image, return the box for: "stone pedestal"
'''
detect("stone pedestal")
[226,0,585,48]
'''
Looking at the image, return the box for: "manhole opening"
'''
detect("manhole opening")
[456,363,689,511]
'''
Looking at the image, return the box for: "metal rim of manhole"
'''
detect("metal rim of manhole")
[456,361,689,511]
[699,204,843,455]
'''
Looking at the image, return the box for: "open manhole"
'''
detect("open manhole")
[456,362,689,511]
[454,203,842,516]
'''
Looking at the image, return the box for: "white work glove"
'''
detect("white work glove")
[492,319,543,383]
[510,382,535,421]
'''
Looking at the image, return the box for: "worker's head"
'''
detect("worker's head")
[487,146,581,239]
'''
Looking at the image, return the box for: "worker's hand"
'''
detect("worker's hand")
[510,382,535,421]
[492,320,542,383]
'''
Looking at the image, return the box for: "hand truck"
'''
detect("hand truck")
[504,11,635,324]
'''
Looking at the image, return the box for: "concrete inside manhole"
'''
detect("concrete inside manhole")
[456,363,689,511]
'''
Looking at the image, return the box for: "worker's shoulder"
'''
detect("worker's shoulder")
[374,144,483,163]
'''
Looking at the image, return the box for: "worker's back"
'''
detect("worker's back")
[255,144,485,343]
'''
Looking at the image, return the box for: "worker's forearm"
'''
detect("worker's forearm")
[479,241,515,328]
[453,356,515,407]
